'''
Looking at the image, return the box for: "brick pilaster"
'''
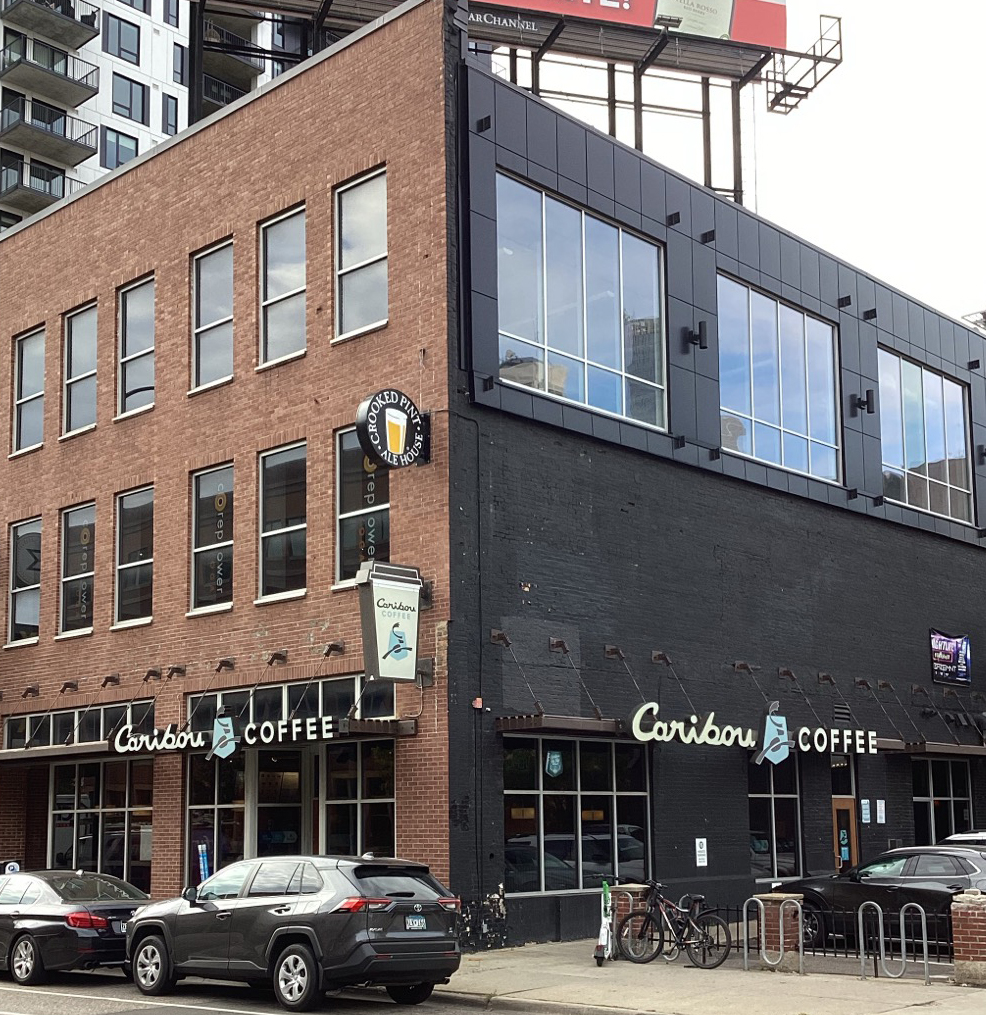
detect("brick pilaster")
[952,889,986,986]
[755,892,802,972]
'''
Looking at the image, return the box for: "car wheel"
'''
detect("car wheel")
[133,935,176,996]
[801,902,825,949]
[10,935,47,985]
[273,943,320,1012]
[386,983,435,1005]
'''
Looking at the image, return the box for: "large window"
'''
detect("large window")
[61,503,95,633]
[336,170,388,339]
[111,73,147,123]
[162,93,178,135]
[718,275,839,480]
[748,755,801,880]
[325,740,395,857]
[193,242,233,388]
[913,759,972,844]
[496,174,665,428]
[13,328,44,453]
[259,442,306,598]
[503,737,649,893]
[51,759,153,891]
[336,429,389,582]
[187,751,245,883]
[192,465,233,610]
[260,208,306,364]
[8,518,40,643]
[64,305,97,434]
[102,128,138,170]
[5,700,153,750]
[878,349,972,523]
[118,277,154,413]
[116,488,153,622]
[104,14,140,64]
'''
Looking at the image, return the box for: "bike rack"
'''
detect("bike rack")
[742,896,804,975]
[857,901,930,985]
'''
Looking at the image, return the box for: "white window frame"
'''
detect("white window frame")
[64,303,97,436]
[60,502,95,635]
[191,464,233,612]
[117,276,155,416]
[259,207,306,366]
[335,168,388,341]
[8,517,41,644]
[192,241,234,391]
[258,441,307,601]
[115,486,154,625]
[335,427,390,584]
[13,327,44,453]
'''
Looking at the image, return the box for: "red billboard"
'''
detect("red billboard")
[474,0,786,48]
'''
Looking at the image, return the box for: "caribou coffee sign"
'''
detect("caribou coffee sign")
[111,715,341,756]
[630,700,877,766]
[355,389,428,469]
[356,561,423,683]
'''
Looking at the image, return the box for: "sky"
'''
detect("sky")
[750,1,986,324]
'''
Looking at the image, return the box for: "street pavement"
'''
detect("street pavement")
[1,939,985,1015]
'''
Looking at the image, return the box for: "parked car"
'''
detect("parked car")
[783,845,986,947]
[126,855,460,1011]
[941,830,986,848]
[0,869,148,983]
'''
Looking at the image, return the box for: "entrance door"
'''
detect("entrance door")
[832,799,858,871]
[251,748,317,856]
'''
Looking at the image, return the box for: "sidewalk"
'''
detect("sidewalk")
[434,939,985,1014]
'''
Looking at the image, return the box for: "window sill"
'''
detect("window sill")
[114,403,155,423]
[256,348,306,373]
[719,448,843,487]
[8,443,43,460]
[332,319,388,345]
[187,602,233,618]
[254,588,307,606]
[59,423,97,442]
[189,376,234,397]
[331,580,357,592]
[111,616,153,631]
[3,637,39,649]
[55,627,93,641]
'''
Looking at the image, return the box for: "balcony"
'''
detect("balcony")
[0,0,99,50]
[203,19,264,90]
[0,37,98,107]
[0,97,96,165]
[0,160,83,214]
[202,73,245,116]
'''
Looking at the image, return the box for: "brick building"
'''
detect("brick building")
[2,0,986,948]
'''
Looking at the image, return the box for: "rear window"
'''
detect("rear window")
[43,873,148,901]
[349,865,448,899]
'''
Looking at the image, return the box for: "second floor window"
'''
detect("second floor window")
[337,429,389,582]
[119,277,154,414]
[193,465,233,610]
[116,488,154,622]
[260,208,306,364]
[718,274,839,481]
[9,518,41,642]
[260,443,306,598]
[193,242,233,388]
[336,170,388,338]
[64,304,97,434]
[878,349,973,523]
[61,504,94,633]
[13,328,44,452]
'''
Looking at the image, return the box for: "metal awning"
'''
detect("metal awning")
[495,713,624,735]
[0,740,110,764]
[336,717,417,736]
[876,738,986,758]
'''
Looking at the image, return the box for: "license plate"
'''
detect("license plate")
[115,922,127,934]
[405,915,427,930]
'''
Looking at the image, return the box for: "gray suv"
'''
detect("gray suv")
[126,855,460,1010]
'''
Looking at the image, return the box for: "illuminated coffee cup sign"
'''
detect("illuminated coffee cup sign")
[356,561,423,683]
[355,389,428,469]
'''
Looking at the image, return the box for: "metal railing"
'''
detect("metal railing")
[0,160,84,200]
[0,0,99,26]
[203,20,265,70]
[0,96,96,147]
[202,73,246,107]
[0,36,99,88]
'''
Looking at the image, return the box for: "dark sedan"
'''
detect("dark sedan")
[0,870,148,983]
[783,845,986,946]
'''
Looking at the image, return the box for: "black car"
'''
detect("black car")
[126,855,460,1011]
[783,845,986,946]
[0,870,148,983]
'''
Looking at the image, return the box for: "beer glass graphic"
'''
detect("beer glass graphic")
[385,407,408,455]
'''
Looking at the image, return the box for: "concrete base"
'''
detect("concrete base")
[953,960,986,987]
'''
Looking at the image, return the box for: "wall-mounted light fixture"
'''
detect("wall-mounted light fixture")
[851,390,875,415]
[685,321,708,350]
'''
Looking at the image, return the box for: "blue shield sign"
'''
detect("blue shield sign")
[754,702,794,766]
[544,750,563,778]
[206,715,240,761]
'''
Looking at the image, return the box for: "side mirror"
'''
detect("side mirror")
[848,870,862,883]
[182,886,199,903]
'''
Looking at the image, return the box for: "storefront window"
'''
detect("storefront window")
[187,752,245,883]
[748,755,801,880]
[913,758,972,844]
[326,740,395,857]
[50,759,153,891]
[502,737,650,894]
[257,750,302,856]
[3,700,154,749]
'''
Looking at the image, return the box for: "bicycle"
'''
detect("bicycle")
[616,879,731,968]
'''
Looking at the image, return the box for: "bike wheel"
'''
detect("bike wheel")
[685,913,731,969]
[617,910,664,963]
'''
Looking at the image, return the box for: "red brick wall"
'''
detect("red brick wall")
[0,0,451,897]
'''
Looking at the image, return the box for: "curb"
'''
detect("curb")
[432,989,655,1015]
